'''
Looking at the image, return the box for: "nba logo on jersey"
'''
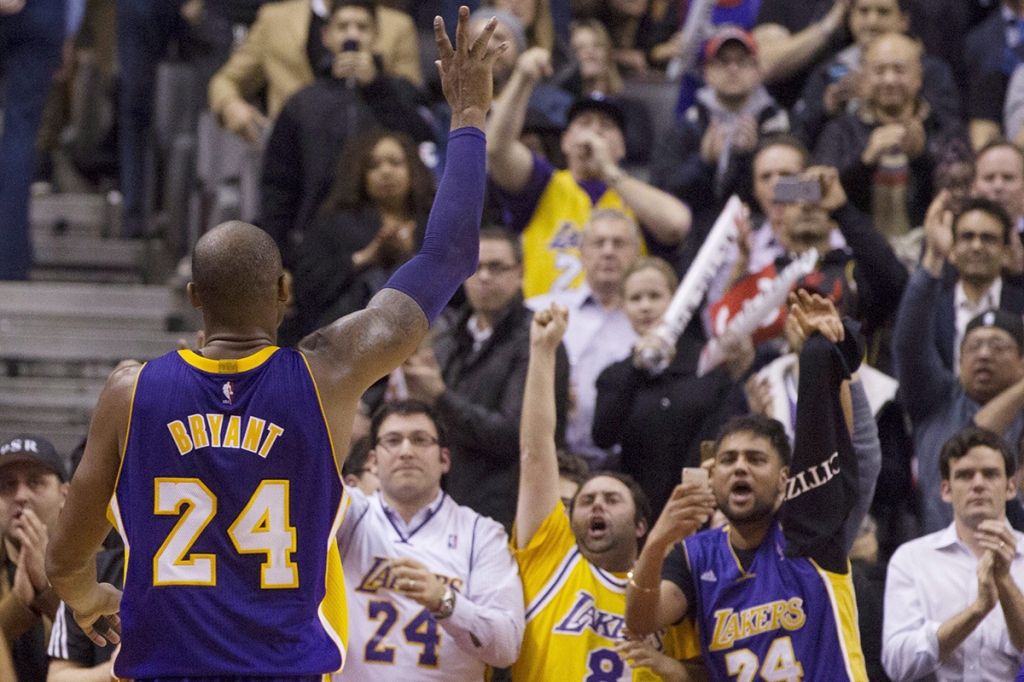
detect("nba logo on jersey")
[222,381,234,404]
[448,534,457,549]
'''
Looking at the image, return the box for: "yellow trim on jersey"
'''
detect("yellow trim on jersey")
[177,346,279,373]
[109,363,143,586]
[319,491,350,673]
[812,559,869,682]
[513,502,695,682]
[299,351,344,481]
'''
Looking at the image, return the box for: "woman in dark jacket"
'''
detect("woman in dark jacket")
[283,129,436,344]
[593,256,749,517]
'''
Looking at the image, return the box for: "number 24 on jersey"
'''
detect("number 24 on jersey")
[152,477,299,588]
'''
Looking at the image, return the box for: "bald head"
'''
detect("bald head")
[863,32,922,116]
[190,222,284,326]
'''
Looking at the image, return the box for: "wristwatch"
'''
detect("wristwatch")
[432,586,456,620]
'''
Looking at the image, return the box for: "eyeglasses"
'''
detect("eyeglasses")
[476,261,518,276]
[962,336,1018,355]
[376,432,439,451]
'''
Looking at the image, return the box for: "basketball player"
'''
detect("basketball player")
[44,8,506,680]
[335,400,523,681]
[514,303,703,682]
[624,292,870,681]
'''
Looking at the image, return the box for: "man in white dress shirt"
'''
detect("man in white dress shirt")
[882,426,1024,681]
[334,400,524,681]
[527,208,641,468]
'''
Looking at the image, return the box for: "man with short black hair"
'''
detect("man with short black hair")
[0,435,67,682]
[209,0,423,142]
[919,193,1024,372]
[334,400,524,681]
[259,0,436,268]
[514,303,699,681]
[625,292,871,681]
[883,426,1024,681]
[896,193,1024,532]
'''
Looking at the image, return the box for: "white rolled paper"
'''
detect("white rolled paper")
[696,247,820,377]
[638,195,744,373]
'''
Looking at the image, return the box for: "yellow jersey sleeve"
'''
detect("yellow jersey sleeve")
[512,501,578,601]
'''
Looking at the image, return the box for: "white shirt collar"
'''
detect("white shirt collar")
[954,277,1002,313]
[377,488,445,532]
[466,314,494,352]
[931,519,1021,555]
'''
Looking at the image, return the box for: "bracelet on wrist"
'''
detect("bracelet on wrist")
[626,570,659,593]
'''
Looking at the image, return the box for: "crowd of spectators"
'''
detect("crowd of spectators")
[14,0,1024,680]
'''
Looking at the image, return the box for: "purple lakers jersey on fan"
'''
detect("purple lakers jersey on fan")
[683,523,867,682]
[110,347,347,679]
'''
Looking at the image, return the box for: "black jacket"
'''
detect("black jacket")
[814,100,966,228]
[931,273,1024,372]
[259,69,434,268]
[281,206,429,345]
[795,52,962,149]
[432,298,570,529]
[593,330,744,519]
[651,90,790,217]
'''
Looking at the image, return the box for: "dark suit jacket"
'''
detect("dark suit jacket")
[432,297,570,530]
[933,274,1024,371]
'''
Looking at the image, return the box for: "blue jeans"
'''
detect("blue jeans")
[115,0,186,237]
[0,0,65,280]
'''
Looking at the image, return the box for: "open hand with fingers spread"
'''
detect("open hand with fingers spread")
[788,290,844,344]
[435,6,509,131]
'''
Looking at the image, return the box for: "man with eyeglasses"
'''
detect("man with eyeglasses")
[918,192,1024,372]
[402,226,569,530]
[895,191,1024,533]
[334,400,524,681]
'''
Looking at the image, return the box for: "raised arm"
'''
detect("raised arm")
[46,364,140,647]
[781,291,862,574]
[301,8,505,428]
[973,375,1024,436]
[752,0,849,84]
[892,192,959,422]
[515,304,568,549]
[485,48,549,194]
[843,378,881,555]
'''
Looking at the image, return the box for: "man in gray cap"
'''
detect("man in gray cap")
[0,434,67,681]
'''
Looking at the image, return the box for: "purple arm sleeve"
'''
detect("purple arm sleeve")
[383,128,486,324]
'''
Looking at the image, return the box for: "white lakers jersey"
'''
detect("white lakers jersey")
[334,488,525,681]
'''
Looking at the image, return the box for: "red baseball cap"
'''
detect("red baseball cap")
[704,26,758,62]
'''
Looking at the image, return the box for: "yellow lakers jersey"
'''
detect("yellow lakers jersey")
[512,502,699,681]
[521,171,644,299]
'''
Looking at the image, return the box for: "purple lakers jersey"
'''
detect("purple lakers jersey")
[683,523,867,682]
[110,347,347,679]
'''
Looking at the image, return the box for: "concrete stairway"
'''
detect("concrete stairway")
[30,191,174,284]
[0,281,198,456]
